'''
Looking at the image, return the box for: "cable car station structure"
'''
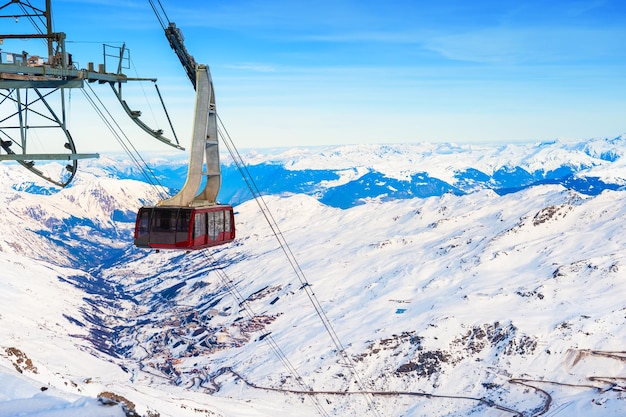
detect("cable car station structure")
[0,0,182,187]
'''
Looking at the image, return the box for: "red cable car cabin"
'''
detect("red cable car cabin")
[134,205,235,250]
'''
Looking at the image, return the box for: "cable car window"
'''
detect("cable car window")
[176,209,192,244]
[193,212,206,238]
[152,208,178,232]
[177,209,192,232]
[208,211,217,240]
[224,209,231,234]
[136,209,151,239]
[216,210,225,236]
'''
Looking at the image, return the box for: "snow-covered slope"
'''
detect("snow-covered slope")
[0,139,625,416]
[0,250,130,416]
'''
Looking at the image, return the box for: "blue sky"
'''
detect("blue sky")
[4,0,626,150]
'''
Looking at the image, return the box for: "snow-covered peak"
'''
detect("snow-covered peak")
[231,136,625,183]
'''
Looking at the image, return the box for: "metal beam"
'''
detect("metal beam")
[0,33,62,40]
[0,63,156,84]
[0,153,99,161]
[0,79,84,88]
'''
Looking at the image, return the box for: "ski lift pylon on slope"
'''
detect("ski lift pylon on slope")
[134,65,235,251]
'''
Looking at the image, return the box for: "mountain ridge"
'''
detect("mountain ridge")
[84,135,626,208]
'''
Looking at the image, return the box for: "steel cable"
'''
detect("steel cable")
[81,84,169,201]
[202,251,332,417]
[216,114,383,417]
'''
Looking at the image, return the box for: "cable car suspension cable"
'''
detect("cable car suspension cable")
[81,84,168,200]
[216,115,383,417]
[149,0,170,31]
[18,1,44,33]
[203,251,332,417]
[127,57,181,147]
[153,83,180,146]
[17,0,49,51]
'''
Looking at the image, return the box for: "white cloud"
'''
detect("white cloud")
[425,26,626,64]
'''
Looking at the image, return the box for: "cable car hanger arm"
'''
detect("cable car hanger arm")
[157,65,219,207]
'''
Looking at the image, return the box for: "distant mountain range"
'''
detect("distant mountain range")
[77,135,626,209]
[10,135,626,209]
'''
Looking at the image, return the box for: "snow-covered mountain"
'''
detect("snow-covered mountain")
[0,138,625,416]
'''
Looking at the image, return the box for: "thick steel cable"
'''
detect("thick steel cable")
[216,115,383,417]
[81,84,169,201]
[201,251,331,417]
